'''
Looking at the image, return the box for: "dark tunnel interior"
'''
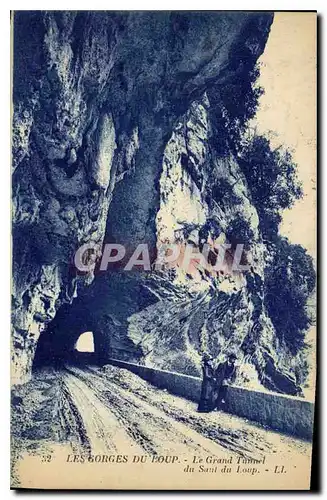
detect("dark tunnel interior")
[32,302,102,371]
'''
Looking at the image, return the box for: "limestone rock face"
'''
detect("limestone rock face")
[13,11,304,396]
[125,97,300,396]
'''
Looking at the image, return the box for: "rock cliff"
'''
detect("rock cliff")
[13,11,312,395]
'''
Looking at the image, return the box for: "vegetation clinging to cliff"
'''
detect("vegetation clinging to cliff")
[264,238,315,354]
[238,133,303,239]
[214,60,315,357]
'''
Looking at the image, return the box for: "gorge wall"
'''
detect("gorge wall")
[12,11,312,395]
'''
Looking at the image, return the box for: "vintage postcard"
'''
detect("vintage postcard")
[11,11,317,490]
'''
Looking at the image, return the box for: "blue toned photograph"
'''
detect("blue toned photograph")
[11,10,317,490]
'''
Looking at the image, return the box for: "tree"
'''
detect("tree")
[264,238,315,354]
[207,62,264,156]
[208,63,264,156]
[238,133,303,239]
[220,64,264,140]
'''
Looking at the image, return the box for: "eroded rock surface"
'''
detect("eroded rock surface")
[12,11,305,396]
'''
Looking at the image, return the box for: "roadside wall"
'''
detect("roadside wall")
[107,358,314,439]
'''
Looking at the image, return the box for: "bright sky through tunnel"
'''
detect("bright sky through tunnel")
[75,332,95,353]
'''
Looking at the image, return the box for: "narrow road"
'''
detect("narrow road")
[56,364,310,461]
[12,363,312,489]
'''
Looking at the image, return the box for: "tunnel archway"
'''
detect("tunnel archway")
[32,300,101,371]
[32,286,145,373]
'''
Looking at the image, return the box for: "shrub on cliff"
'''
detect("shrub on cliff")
[208,63,263,156]
[237,134,314,355]
[220,64,264,144]
[264,238,315,354]
[238,133,303,239]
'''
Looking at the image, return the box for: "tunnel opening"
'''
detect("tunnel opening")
[32,301,102,372]
[33,326,100,371]
[70,331,99,365]
[75,331,95,353]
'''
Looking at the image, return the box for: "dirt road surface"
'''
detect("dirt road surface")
[11,364,312,488]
